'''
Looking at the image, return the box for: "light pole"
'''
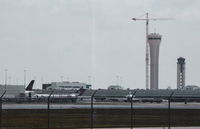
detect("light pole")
[88,76,91,84]
[8,76,11,85]
[60,76,63,82]
[24,70,27,87]
[116,75,119,85]
[4,69,8,90]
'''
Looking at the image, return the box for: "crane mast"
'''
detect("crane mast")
[145,13,149,90]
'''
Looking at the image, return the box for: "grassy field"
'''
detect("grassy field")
[1,108,200,129]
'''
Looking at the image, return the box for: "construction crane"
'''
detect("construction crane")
[132,12,173,90]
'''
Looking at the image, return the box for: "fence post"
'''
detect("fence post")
[0,91,6,129]
[168,91,174,129]
[91,90,98,129]
[47,90,54,129]
[131,90,137,129]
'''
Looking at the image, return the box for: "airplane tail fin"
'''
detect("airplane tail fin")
[25,80,35,91]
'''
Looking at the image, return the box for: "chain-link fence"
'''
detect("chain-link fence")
[0,90,200,129]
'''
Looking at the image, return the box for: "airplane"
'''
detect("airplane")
[24,80,35,97]
[32,93,77,99]
[25,80,35,91]
[15,80,35,100]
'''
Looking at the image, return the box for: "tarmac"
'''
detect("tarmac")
[85,127,200,129]
[2,102,200,109]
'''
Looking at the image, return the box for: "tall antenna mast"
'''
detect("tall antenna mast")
[132,12,173,89]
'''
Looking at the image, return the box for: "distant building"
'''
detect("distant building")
[185,85,200,90]
[43,81,91,90]
[107,85,123,90]
[42,83,51,90]
[0,85,25,98]
[177,57,186,89]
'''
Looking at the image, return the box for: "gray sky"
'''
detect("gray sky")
[0,0,200,89]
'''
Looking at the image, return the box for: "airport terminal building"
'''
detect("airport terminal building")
[0,85,25,98]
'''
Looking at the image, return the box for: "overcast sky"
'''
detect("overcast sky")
[0,0,200,89]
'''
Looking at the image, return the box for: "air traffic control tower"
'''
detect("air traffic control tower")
[177,57,185,89]
[148,33,162,90]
